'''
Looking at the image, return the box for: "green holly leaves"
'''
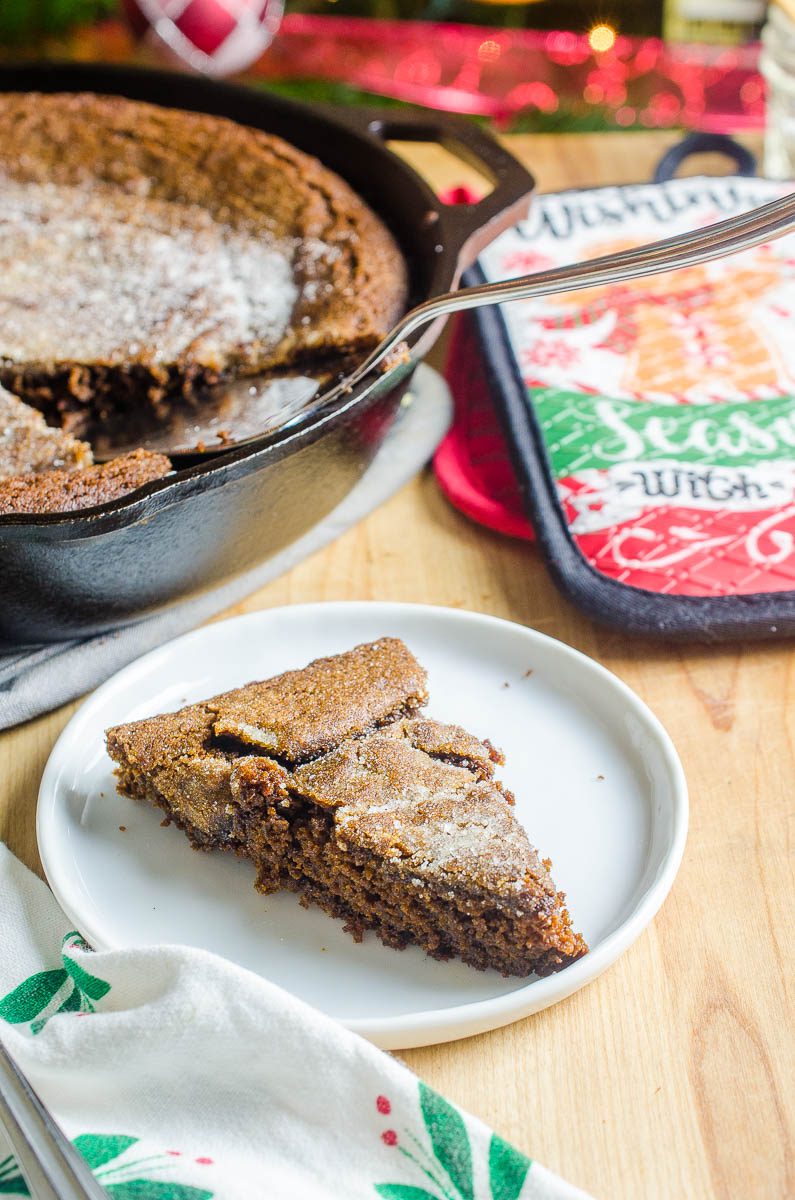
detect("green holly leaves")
[0,969,69,1026]
[74,1135,212,1199]
[419,1085,474,1200]
[0,1138,213,1199]
[376,1085,533,1200]
[72,1135,139,1171]
[0,1175,28,1196]
[63,953,111,1003]
[0,932,110,1034]
[375,1188,441,1200]
[0,1154,28,1195]
[487,1136,530,1200]
[103,1183,212,1199]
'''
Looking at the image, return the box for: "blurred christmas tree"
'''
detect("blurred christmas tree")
[0,0,669,42]
[0,0,117,45]
[287,0,664,38]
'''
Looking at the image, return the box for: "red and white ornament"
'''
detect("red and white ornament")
[122,0,283,77]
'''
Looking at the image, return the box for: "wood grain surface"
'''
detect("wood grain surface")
[1,130,792,1200]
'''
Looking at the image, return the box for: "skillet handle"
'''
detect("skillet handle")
[327,107,536,270]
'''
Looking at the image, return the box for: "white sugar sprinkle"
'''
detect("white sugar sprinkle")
[0,176,299,366]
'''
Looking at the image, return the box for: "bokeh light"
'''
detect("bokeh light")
[588,23,617,53]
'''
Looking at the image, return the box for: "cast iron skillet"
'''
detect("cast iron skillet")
[0,63,535,645]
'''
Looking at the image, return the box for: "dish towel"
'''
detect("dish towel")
[0,846,591,1200]
[0,366,450,732]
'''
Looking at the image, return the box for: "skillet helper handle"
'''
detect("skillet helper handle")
[331,108,536,270]
[653,131,757,182]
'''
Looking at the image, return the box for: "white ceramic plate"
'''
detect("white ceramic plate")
[38,603,687,1049]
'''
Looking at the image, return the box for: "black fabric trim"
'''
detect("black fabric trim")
[464,264,795,642]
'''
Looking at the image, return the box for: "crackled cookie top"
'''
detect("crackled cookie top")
[290,729,548,899]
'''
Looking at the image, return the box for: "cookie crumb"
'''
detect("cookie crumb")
[524,668,534,678]
[118,825,126,832]
[596,774,605,781]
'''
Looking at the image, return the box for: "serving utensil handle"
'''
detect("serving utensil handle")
[330,187,795,406]
[0,1039,106,1200]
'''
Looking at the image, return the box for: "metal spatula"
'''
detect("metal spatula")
[91,370,326,460]
[94,190,795,461]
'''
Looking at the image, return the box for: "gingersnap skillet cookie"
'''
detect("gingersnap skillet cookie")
[36,602,687,1049]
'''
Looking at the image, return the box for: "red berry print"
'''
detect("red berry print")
[381,1130,398,1147]
[167,1151,181,1157]
[195,1157,213,1165]
[376,1095,391,1115]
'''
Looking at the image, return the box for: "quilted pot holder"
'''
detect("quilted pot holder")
[443,168,795,641]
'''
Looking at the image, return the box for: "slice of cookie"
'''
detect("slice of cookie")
[105,640,586,977]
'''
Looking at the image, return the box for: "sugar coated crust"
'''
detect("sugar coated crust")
[211,638,428,760]
[0,447,170,515]
[0,93,408,432]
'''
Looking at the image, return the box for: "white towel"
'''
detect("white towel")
[0,845,592,1200]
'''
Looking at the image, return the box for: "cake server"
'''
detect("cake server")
[95,187,795,460]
